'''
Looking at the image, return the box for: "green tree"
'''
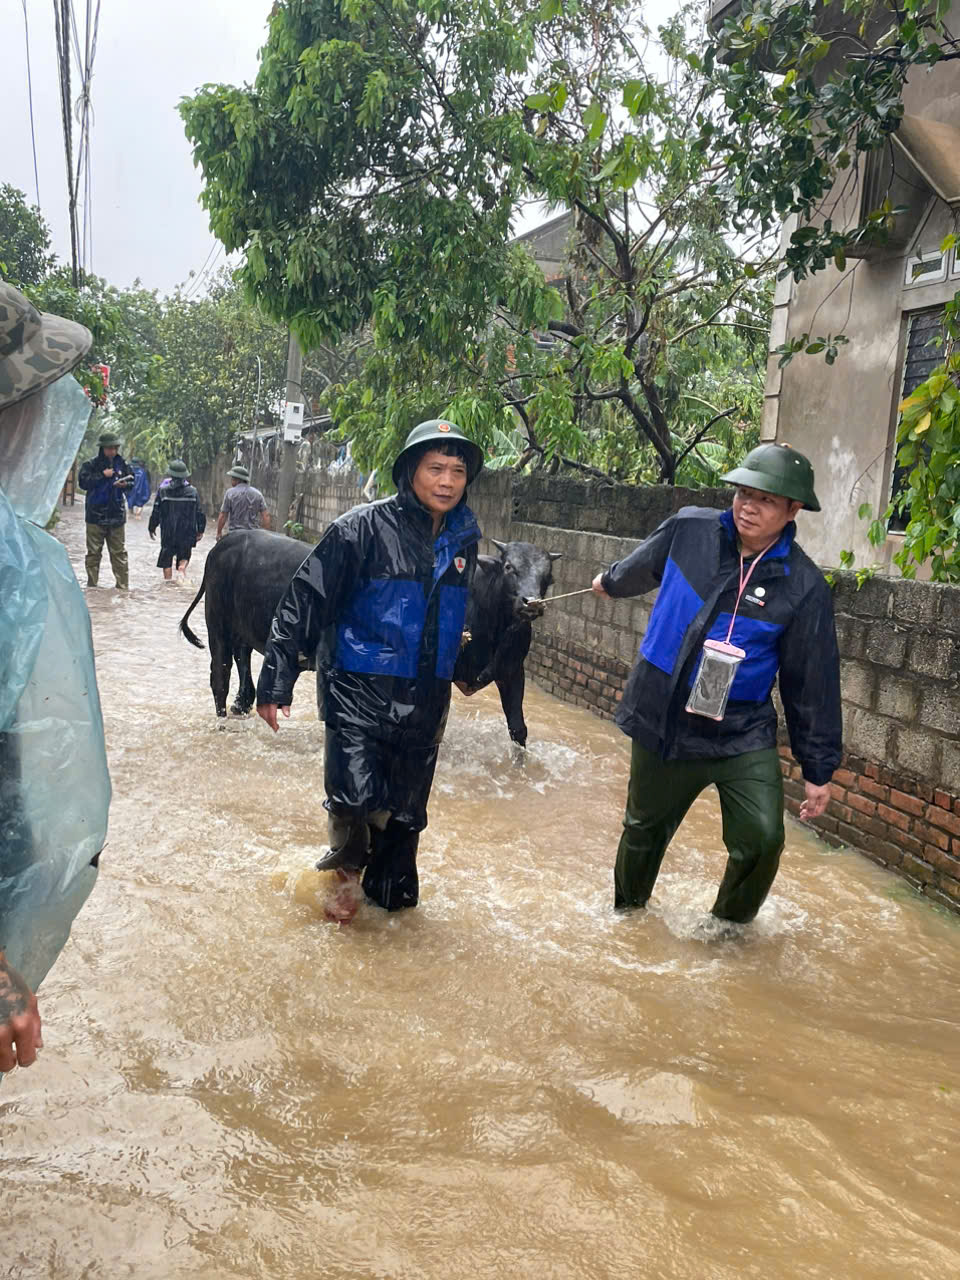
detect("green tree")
[181,0,774,483]
[27,269,164,408]
[180,0,957,487]
[0,184,54,289]
[116,270,328,472]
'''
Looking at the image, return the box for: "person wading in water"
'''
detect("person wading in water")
[593,443,842,932]
[256,420,483,922]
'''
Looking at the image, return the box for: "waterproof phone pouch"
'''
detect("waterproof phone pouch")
[685,638,745,721]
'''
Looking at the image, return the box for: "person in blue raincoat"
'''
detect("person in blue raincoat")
[256,420,483,920]
[126,457,152,517]
[592,444,842,929]
[0,282,111,1076]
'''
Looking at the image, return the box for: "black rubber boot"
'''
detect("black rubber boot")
[362,820,420,911]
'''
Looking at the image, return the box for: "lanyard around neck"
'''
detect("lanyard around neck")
[724,541,776,644]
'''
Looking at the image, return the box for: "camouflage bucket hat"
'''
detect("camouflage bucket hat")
[0,281,93,412]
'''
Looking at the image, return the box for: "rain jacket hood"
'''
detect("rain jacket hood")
[602,506,842,785]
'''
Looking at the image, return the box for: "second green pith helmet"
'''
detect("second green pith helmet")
[392,419,485,487]
[721,443,820,512]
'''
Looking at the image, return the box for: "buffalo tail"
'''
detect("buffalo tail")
[179,578,207,649]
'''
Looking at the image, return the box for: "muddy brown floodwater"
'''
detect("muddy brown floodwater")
[2,505,960,1279]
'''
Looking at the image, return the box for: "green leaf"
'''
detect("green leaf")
[583,101,607,142]
[622,79,654,118]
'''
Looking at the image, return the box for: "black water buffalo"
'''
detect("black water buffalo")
[179,531,309,718]
[179,530,561,743]
[454,539,562,745]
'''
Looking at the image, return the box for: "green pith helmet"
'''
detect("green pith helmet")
[167,458,189,478]
[392,418,484,487]
[226,464,250,481]
[98,430,121,448]
[721,442,820,512]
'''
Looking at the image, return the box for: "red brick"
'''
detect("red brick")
[934,789,953,809]
[876,803,912,832]
[847,793,877,818]
[926,805,960,837]
[833,768,857,788]
[936,875,960,904]
[865,762,882,780]
[859,777,889,802]
[914,821,950,852]
[897,831,926,857]
[925,846,960,878]
[888,788,926,817]
[830,783,847,803]
[827,801,854,824]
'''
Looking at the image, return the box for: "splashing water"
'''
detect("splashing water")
[2,506,960,1280]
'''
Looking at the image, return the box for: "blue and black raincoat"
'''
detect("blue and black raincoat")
[78,449,133,525]
[256,489,481,829]
[602,507,842,785]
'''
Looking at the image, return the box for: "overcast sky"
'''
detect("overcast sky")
[4,0,677,299]
[4,0,280,294]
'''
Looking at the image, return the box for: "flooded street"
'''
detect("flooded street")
[3,504,960,1279]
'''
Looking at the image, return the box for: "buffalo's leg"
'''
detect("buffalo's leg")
[209,633,232,718]
[496,668,528,747]
[230,645,256,715]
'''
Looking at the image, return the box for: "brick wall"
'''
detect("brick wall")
[791,575,960,911]
[197,450,960,912]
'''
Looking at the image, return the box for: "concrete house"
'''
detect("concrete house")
[711,0,960,571]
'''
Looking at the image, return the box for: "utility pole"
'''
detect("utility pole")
[276,331,303,536]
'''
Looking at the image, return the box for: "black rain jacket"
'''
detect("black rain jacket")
[148,478,206,546]
[602,506,842,785]
[256,489,481,823]
[78,450,133,526]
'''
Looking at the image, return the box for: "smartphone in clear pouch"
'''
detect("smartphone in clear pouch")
[685,638,745,721]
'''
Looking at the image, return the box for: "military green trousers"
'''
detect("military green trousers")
[85,523,128,589]
[615,743,785,924]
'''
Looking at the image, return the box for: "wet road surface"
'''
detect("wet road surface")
[2,505,960,1279]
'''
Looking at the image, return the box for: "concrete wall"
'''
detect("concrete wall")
[202,452,960,913]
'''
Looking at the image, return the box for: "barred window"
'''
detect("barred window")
[889,306,946,531]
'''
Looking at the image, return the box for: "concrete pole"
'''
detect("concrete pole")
[276,331,303,535]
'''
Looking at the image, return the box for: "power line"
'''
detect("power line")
[182,243,223,300]
[53,0,81,286]
[21,1,41,208]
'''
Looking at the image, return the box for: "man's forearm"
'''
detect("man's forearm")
[261,511,271,530]
[216,513,227,539]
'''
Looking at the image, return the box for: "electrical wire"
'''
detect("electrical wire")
[53,0,81,285]
[182,243,223,299]
[21,0,41,208]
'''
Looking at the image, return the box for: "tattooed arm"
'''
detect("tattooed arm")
[0,950,42,1072]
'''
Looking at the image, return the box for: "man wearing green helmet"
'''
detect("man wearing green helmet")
[592,442,842,930]
[256,419,483,921]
